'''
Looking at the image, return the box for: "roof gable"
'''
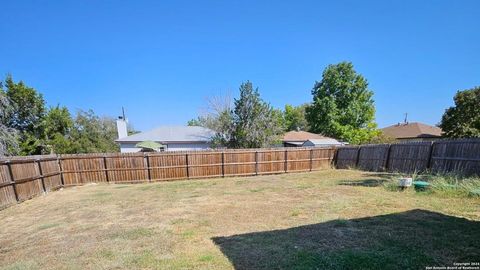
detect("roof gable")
[381,122,442,139]
[283,131,329,142]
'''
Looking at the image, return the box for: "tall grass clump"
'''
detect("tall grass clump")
[383,172,480,198]
[424,174,480,198]
[382,171,418,192]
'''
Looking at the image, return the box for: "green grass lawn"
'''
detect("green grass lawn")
[0,170,479,270]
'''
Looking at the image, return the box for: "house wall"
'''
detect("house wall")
[119,143,143,153]
[119,142,211,153]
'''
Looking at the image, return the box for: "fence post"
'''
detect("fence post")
[284,149,288,173]
[103,155,109,183]
[144,154,151,182]
[221,152,225,177]
[37,159,47,193]
[426,141,435,171]
[384,144,392,172]
[185,153,190,179]
[255,151,258,175]
[58,156,65,187]
[331,147,338,169]
[6,161,19,202]
[355,147,361,168]
[309,148,313,171]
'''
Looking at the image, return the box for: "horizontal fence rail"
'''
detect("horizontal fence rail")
[0,147,335,209]
[335,138,480,176]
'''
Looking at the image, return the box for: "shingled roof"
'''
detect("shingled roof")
[282,131,329,142]
[381,122,442,139]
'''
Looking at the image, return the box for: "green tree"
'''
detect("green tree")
[186,94,235,147]
[44,105,74,153]
[44,105,73,136]
[3,75,47,154]
[208,110,235,147]
[187,118,202,126]
[1,75,127,155]
[0,85,19,155]
[273,108,287,132]
[284,104,309,131]
[189,82,283,148]
[231,81,283,148]
[4,75,46,134]
[440,86,480,138]
[70,110,120,153]
[306,62,379,144]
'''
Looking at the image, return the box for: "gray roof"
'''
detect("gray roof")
[116,126,215,143]
[302,138,344,146]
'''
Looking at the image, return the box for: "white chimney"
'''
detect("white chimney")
[116,118,128,139]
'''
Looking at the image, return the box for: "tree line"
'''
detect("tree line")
[1,62,478,155]
[188,62,382,147]
[0,75,120,156]
[188,61,480,148]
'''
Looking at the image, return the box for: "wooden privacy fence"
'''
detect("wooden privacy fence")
[0,147,335,209]
[2,139,479,210]
[335,139,480,175]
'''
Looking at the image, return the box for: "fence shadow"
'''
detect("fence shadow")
[212,209,480,270]
[361,172,397,178]
[337,178,387,187]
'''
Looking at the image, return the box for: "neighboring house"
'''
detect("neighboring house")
[282,130,343,147]
[116,119,214,153]
[381,122,442,142]
[302,138,344,147]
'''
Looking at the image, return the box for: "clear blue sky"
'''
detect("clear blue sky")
[1,1,479,132]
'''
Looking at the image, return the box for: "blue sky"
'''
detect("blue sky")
[1,1,479,132]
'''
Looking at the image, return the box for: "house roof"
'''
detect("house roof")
[116,126,215,143]
[282,131,328,142]
[302,138,344,146]
[381,122,442,139]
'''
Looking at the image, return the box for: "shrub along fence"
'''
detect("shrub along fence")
[335,138,480,176]
[0,147,335,209]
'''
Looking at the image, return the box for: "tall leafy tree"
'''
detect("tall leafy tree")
[0,75,127,155]
[188,82,283,148]
[231,81,283,148]
[4,75,46,134]
[0,85,19,155]
[284,104,309,131]
[44,105,74,153]
[69,110,120,153]
[440,86,480,138]
[3,75,47,154]
[272,108,287,133]
[306,62,379,144]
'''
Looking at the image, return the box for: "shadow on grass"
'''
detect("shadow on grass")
[362,172,397,179]
[337,179,387,187]
[212,210,480,270]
